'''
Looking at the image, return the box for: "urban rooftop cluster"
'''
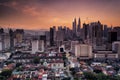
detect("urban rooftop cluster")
[0,18,120,80]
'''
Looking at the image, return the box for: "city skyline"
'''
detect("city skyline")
[0,0,120,30]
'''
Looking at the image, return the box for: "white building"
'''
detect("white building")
[93,42,120,60]
[39,40,45,52]
[94,51,118,60]
[0,52,11,61]
[75,44,92,59]
[32,40,45,54]
[112,41,120,52]
[112,41,120,58]
[32,40,39,54]
[4,34,10,50]
[69,61,80,68]
[51,62,64,69]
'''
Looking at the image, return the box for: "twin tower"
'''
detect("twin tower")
[72,18,81,35]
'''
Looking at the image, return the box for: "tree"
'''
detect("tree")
[96,73,108,80]
[83,72,97,80]
[33,57,40,64]
[70,68,76,75]
[5,61,14,65]
[26,78,31,80]
[62,77,71,80]
[0,69,12,78]
[94,69,102,73]
[16,63,22,67]
[16,66,23,71]
[0,75,5,80]
[114,66,120,72]
[114,76,120,80]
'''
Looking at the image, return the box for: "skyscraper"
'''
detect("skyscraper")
[77,17,81,32]
[15,29,24,43]
[76,17,81,37]
[50,28,54,46]
[83,23,89,40]
[9,29,14,50]
[90,21,103,46]
[108,31,117,43]
[113,27,120,40]
[0,28,4,50]
[72,18,77,36]
[39,35,46,51]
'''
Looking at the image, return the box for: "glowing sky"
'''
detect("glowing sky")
[0,0,120,30]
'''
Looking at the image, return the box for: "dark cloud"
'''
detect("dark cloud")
[0,5,18,18]
[0,0,37,18]
[0,0,120,29]
[0,0,12,3]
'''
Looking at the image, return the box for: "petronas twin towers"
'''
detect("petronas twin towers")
[72,18,81,36]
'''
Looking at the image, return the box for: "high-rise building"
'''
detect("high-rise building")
[108,31,117,43]
[53,26,57,42]
[15,29,24,43]
[50,28,54,46]
[45,31,50,46]
[38,40,45,52]
[32,40,39,54]
[40,35,46,46]
[83,23,89,40]
[0,28,4,50]
[112,41,120,52]
[56,26,64,41]
[90,21,103,46]
[103,25,108,38]
[72,18,77,36]
[113,27,120,40]
[32,38,45,54]
[39,35,46,51]
[77,17,81,32]
[112,41,120,58]
[9,29,14,50]
[77,17,81,37]
[4,33,10,50]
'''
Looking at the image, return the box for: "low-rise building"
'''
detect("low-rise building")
[94,51,118,61]
[75,44,92,59]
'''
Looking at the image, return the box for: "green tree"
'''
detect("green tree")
[83,72,97,80]
[96,73,108,80]
[5,61,14,65]
[26,78,31,80]
[0,75,6,80]
[16,66,23,71]
[109,75,120,80]
[16,63,22,67]
[114,66,119,72]
[33,57,40,64]
[0,69,12,78]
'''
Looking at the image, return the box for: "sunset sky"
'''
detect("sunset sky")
[0,0,120,30]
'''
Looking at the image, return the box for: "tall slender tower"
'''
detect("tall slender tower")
[0,28,4,50]
[50,27,54,46]
[72,18,77,36]
[9,29,14,50]
[77,17,81,32]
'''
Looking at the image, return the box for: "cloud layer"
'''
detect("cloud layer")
[0,0,120,29]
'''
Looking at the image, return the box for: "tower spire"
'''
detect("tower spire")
[77,17,81,32]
